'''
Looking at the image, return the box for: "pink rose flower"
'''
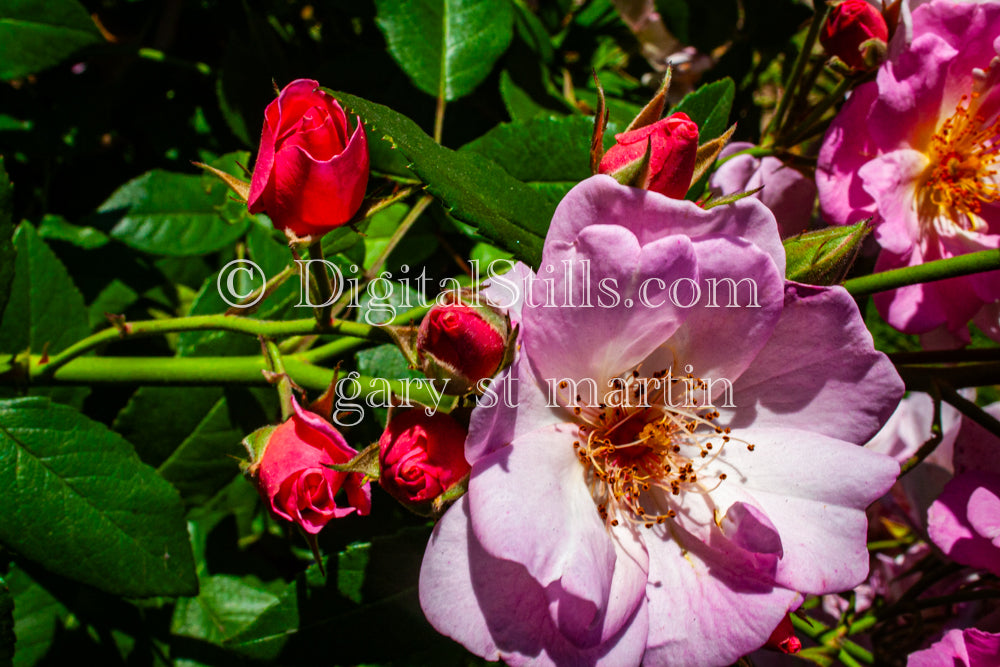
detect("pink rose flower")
[248,79,369,237]
[419,176,903,666]
[816,0,1000,344]
[256,399,371,534]
[709,142,818,238]
[378,410,470,510]
[598,112,699,199]
[907,627,1000,666]
[820,0,889,70]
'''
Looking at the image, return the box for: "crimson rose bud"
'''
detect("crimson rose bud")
[417,295,511,394]
[247,399,371,534]
[248,79,369,237]
[820,0,889,70]
[378,410,470,511]
[598,112,699,199]
[764,614,802,654]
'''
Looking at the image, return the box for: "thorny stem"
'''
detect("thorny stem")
[308,240,335,327]
[35,315,387,377]
[262,339,295,420]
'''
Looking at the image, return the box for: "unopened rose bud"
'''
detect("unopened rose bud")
[378,410,470,513]
[598,112,699,199]
[242,398,371,534]
[248,79,369,237]
[764,614,802,654]
[820,0,889,71]
[417,293,513,395]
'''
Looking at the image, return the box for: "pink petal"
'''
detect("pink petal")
[661,235,784,390]
[707,426,899,593]
[419,497,648,666]
[928,471,1000,576]
[859,149,928,256]
[727,282,904,445]
[817,81,879,227]
[468,424,648,647]
[523,223,699,391]
[642,528,800,666]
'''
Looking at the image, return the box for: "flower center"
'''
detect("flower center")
[565,369,753,530]
[920,93,1000,231]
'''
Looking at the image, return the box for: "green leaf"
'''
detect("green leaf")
[100,170,250,257]
[171,575,279,645]
[6,566,66,667]
[356,344,422,381]
[672,77,735,143]
[0,576,12,667]
[783,220,870,285]
[0,0,101,80]
[225,528,462,664]
[374,0,514,102]
[672,78,735,200]
[332,91,552,267]
[156,388,272,505]
[0,397,197,597]
[0,221,88,356]
[461,115,594,206]
[37,214,109,250]
[0,158,14,327]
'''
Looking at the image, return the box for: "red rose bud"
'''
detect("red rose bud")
[245,399,371,534]
[378,410,470,511]
[417,295,512,395]
[764,614,802,654]
[598,112,699,199]
[248,79,369,237]
[820,0,889,71]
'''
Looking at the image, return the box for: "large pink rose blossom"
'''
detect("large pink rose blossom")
[817,0,1000,344]
[418,176,903,666]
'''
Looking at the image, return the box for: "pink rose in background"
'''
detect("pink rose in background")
[817,0,1000,345]
[248,79,369,237]
[708,142,818,237]
[598,112,699,199]
[927,401,1000,577]
[907,627,1000,666]
[378,410,470,511]
[255,399,372,534]
[419,176,902,666]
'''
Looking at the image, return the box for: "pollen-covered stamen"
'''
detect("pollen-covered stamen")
[571,370,755,530]
[920,93,1000,231]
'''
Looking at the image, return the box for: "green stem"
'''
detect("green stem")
[900,386,942,475]
[898,362,1000,392]
[365,195,433,280]
[939,383,1000,440]
[19,355,449,409]
[308,240,335,327]
[843,249,1000,296]
[890,348,1000,365]
[301,304,431,364]
[136,47,211,76]
[779,74,852,148]
[434,94,446,144]
[37,315,387,377]
[763,3,830,142]
[263,339,294,420]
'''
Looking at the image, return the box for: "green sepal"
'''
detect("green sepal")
[701,186,764,210]
[607,137,654,190]
[784,219,872,285]
[240,424,278,476]
[328,442,381,484]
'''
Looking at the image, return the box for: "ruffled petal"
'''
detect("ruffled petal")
[642,528,800,667]
[706,426,899,593]
[726,283,903,445]
[817,81,879,227]
[419,497,648,667]
[468,424,647,647]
